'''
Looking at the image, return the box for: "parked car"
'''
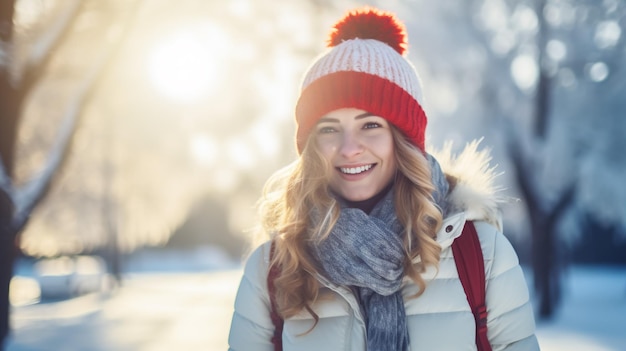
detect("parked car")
[34,255,107,299]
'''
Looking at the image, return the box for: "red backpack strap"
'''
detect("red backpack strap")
[267,240,284,351]
[452,221,492,351]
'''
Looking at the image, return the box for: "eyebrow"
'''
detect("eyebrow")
[317,112,376,124]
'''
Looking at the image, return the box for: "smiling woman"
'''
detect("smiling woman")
[147,23,228,102]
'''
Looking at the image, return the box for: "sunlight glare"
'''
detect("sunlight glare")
[252,49,300,121]
[14,0,48,29]
[511,5,537,33]
[227,138,255,171]
[588,62,609,82]
[595,21,621,49]
[547,40,567,62]
[190,134,218,167]
[479,0,508,31]
[511,54,538,91]
[249,122,281,158]
[213,168,239,194]
[228,0,252,18]
[148,24,227,102]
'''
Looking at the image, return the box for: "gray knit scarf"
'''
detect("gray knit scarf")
[310,154,448,351]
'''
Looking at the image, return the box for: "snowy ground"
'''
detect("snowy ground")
[532,266,626,351]
[4,251,626,351]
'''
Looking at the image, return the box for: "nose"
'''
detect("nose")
[339,131,363,158]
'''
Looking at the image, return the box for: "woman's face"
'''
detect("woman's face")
[314,108,397,202]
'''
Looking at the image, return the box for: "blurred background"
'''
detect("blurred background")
[1,0,625,350]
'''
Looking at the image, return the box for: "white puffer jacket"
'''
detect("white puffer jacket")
[228,145,540,351]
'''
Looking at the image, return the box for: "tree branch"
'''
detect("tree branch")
[12,94,80,231]
[11,0,145,234]
[533,0,550,139]
[503,117,543,212]
[0,159,12,195]
[17,0,84,99]
[548,179,577,226]
[0,1,17,181]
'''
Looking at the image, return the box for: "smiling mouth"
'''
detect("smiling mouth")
[338,164,375,174]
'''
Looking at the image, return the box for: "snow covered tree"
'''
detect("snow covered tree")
[381,0,626,319]
[472,0,626,319]
[1,0,351,346]
[1,0,85,344]
[0,0,140,345]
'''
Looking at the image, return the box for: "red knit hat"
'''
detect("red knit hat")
[295,7,427,154]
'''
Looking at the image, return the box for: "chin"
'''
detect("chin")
[341,191,375,202]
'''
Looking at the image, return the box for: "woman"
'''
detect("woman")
[228,7,539,351]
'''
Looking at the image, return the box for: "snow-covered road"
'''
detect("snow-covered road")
[5,266,626,351]
[6,270,240,351]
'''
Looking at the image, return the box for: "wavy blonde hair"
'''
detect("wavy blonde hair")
[258,126,443,323]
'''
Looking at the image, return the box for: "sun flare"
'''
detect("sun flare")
[148,24,226,102]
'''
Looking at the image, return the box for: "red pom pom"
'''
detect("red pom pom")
[328,7,408,56]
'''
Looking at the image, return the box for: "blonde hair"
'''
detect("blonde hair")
[258,126,443,323]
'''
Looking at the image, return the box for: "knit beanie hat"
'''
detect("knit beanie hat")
[295,7,427,154]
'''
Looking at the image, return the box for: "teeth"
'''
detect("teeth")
[340,164,373,174]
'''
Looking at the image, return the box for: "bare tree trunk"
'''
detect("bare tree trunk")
[529,207,558,318]
[0,0,17,180]
[1,1,144,343]
[534,0,550,139]
[0,238,14,351]
[510,124,577,319]
[0,2,18,347]
[0,0,89,346]
[527,0,568,320]
[103,162,122,284]
[505,119,573,320]
[0,190,15,350]
[512,154,561,319]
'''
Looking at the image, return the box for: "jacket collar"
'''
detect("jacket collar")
[432,140,506,250]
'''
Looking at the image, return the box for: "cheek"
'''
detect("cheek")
[316,139,338,160]
[379,139,397,172]
[373,135,395,159]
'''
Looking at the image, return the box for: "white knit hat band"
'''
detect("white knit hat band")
[301,39,423,103]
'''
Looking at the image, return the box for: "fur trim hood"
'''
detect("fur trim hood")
[429,140,505,231]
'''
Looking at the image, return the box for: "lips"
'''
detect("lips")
[338,164,375,174]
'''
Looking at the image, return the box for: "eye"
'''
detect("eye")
[363,122,382,129]
[317,125,337,134]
